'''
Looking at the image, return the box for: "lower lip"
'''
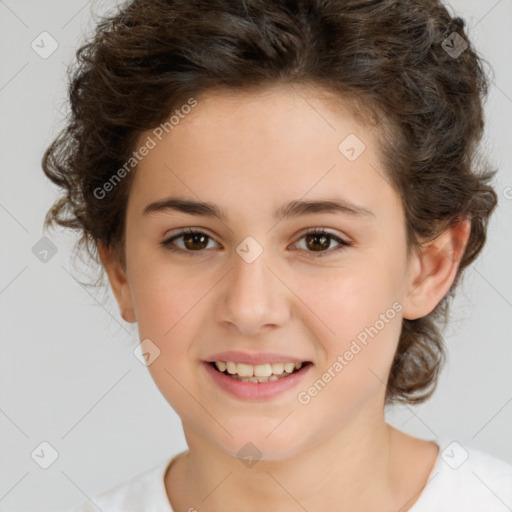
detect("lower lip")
[203,361,313,401]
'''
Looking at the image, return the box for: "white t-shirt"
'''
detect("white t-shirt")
[65,439,512,512]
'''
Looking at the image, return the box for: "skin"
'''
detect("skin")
[99,83,470,512]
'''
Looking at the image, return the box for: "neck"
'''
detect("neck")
[165,410,417,512]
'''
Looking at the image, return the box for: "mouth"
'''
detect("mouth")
[207,360,313,383]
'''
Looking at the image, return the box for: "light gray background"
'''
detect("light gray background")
[1,1,511,511]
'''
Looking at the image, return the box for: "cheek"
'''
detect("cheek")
[134,269,209,418]
[294,275,402,427]
[130,255,208,337]
[296,261,401,335]
[297,261,403,381]
[129,264,211,403]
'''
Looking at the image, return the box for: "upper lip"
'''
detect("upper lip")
[205,351,311,365]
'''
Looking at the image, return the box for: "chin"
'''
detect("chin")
[213,427,306,463]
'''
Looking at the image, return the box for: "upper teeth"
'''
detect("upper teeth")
[214,361,303,377]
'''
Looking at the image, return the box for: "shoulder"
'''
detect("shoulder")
[63,455,177,512]
[412,439,512,512]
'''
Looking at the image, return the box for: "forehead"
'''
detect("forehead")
[127,84,402,226]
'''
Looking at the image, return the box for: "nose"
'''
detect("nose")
[216,247,290,336]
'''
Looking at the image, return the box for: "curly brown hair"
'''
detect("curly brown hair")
[42,0,498,406]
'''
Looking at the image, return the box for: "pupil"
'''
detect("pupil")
[185,233,207,250]
[307,234,328,251]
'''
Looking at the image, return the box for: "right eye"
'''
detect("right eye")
[161,228,220,254]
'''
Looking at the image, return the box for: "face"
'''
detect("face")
[100,84,455,461]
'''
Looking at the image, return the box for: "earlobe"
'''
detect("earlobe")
[98,241,136,323]
[121,308,136,323]
[402,218,471,320]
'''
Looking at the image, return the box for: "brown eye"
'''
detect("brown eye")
[294,229,351,258]
[304,233,331,251]
[161,229,219,253]
[181,232,209,250]
[161,228,351,258]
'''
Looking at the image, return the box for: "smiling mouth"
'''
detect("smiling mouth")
[208,361,313,383]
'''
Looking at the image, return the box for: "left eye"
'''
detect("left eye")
[161,228,351,257]
[294,229,350,256]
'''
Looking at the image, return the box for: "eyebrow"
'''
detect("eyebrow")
[143,196,376,221]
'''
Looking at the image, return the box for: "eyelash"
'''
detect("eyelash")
[160,228,352,258]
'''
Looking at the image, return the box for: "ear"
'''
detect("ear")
[98,241,136,323]
[402,218,471,320]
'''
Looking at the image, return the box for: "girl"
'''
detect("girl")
[43,0,512,510]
